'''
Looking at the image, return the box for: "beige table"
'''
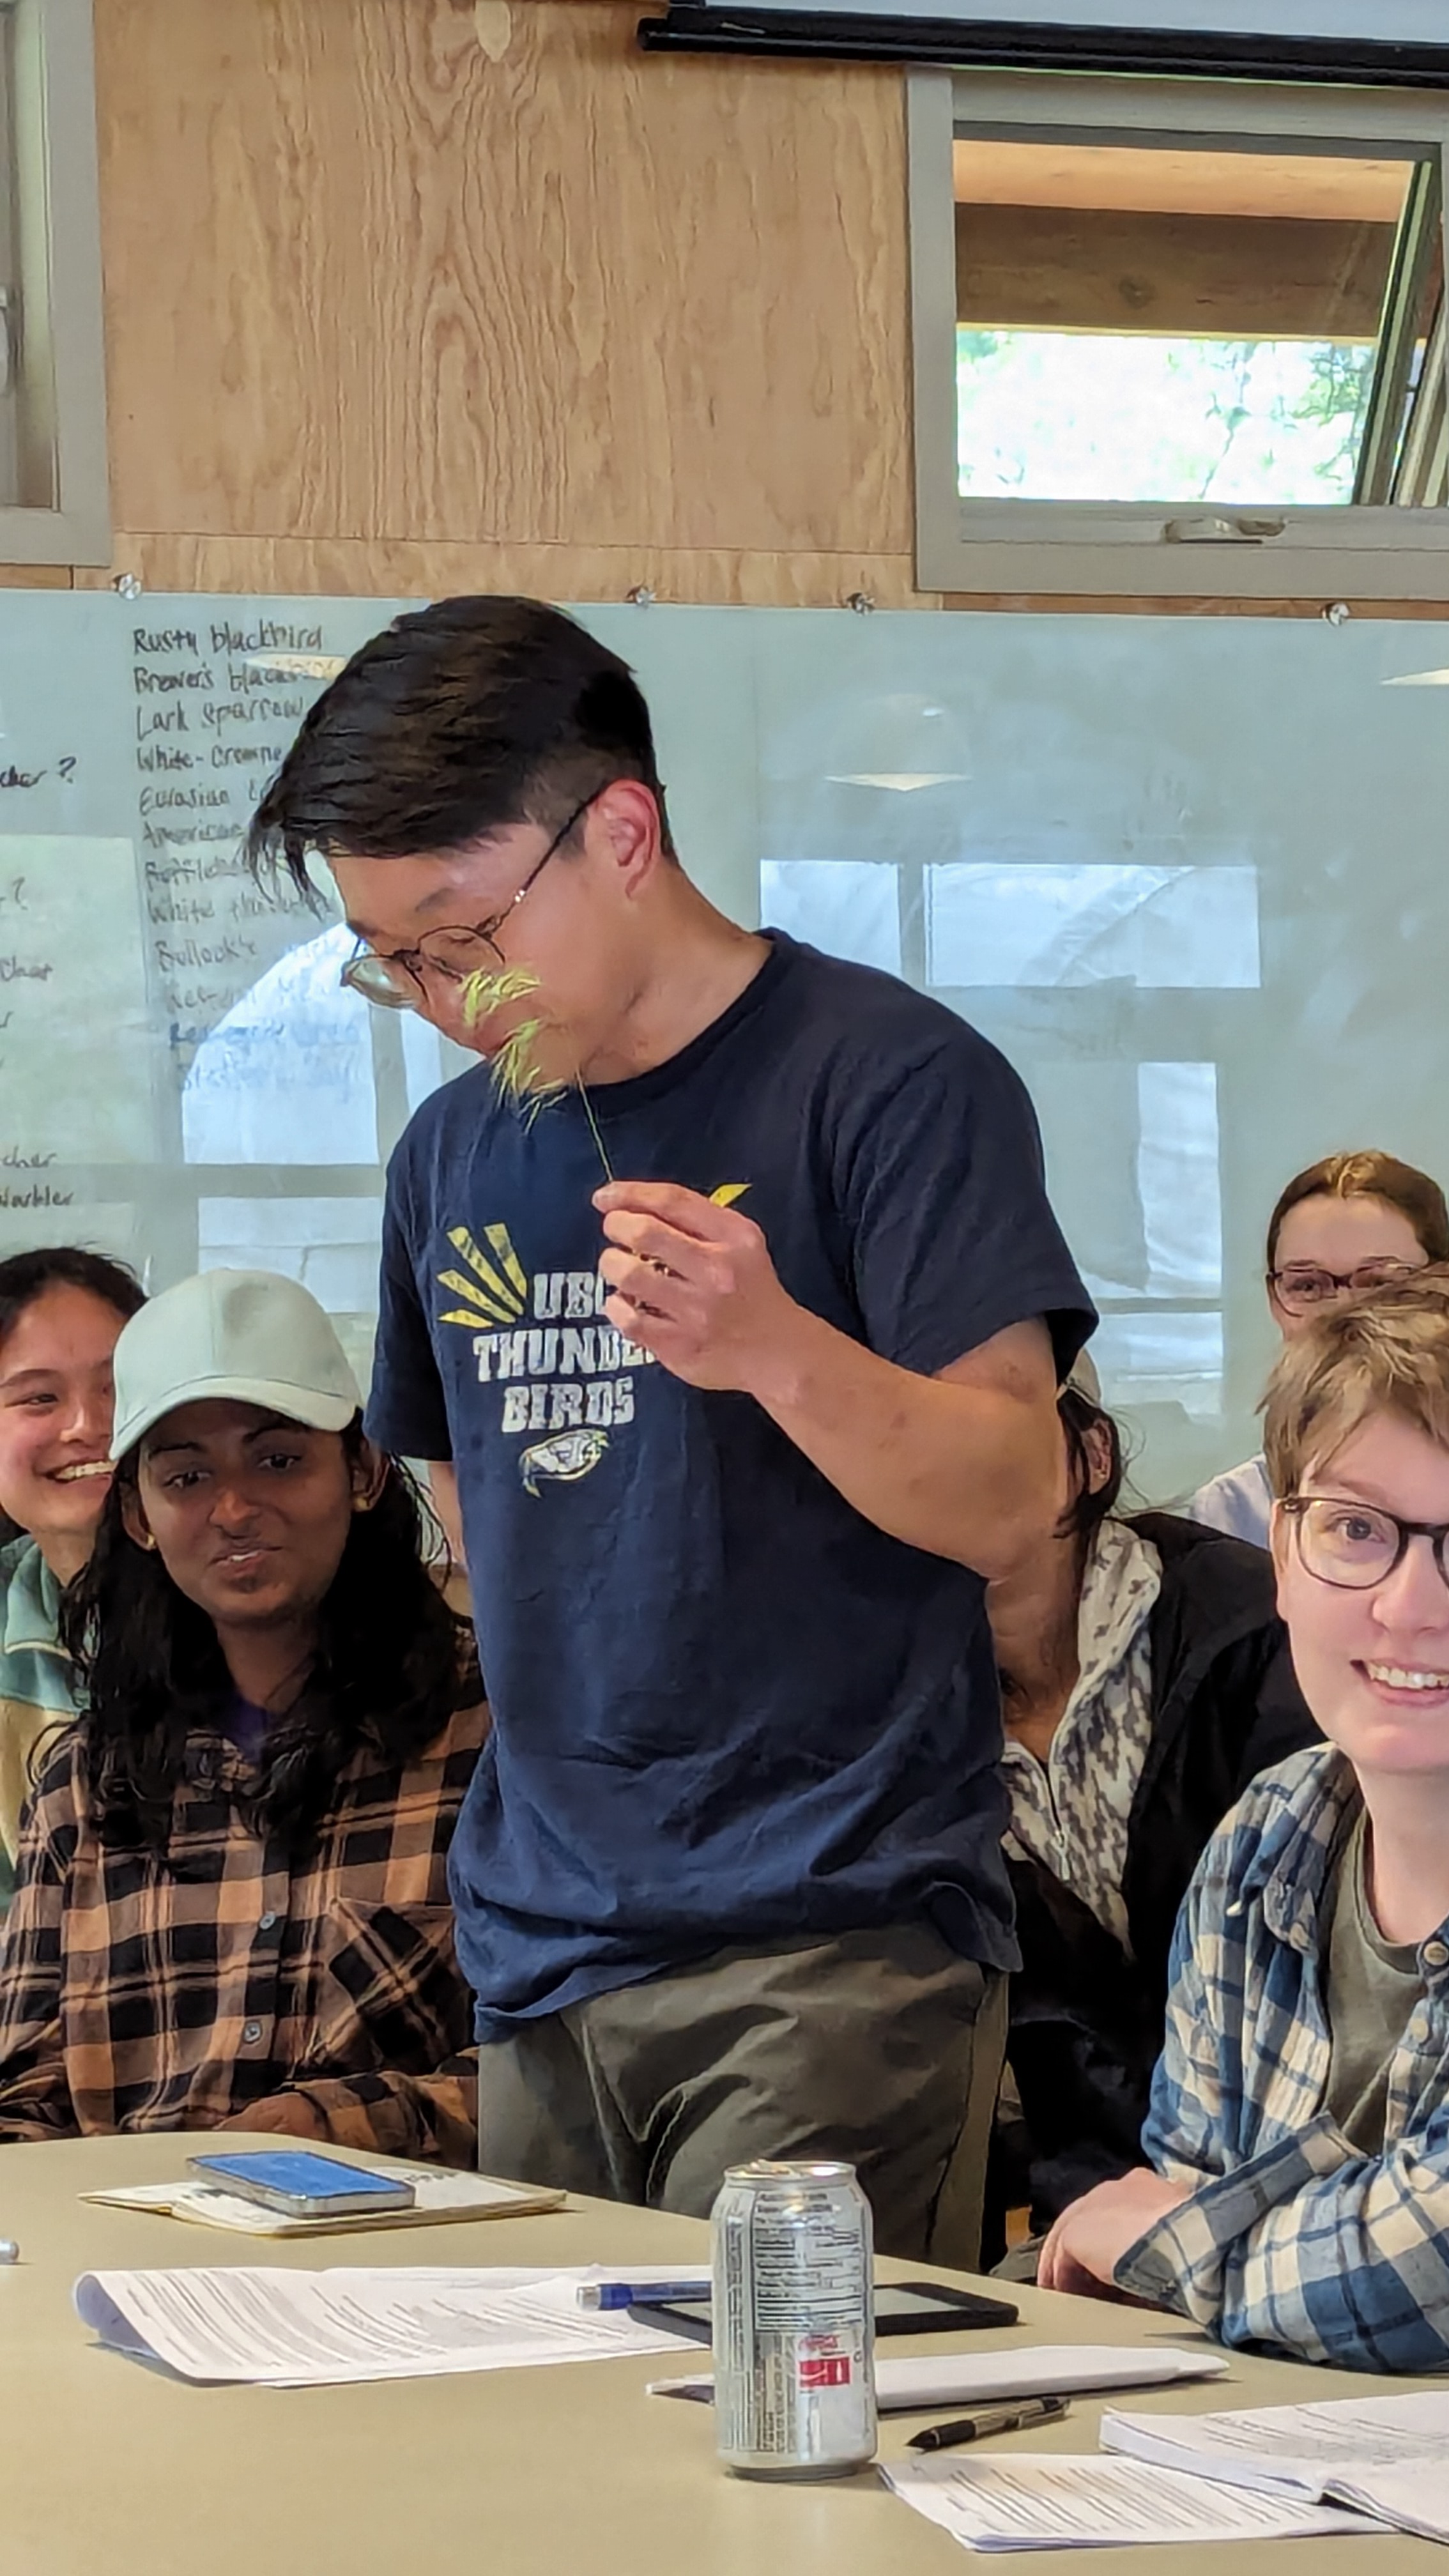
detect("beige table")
[2,2133,1445,2575]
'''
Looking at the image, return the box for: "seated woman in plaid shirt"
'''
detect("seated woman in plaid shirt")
[0,1267,486,2165]
[1039,1270,1449,2373]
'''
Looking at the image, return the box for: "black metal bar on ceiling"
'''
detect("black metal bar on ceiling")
[637,8,1449,88]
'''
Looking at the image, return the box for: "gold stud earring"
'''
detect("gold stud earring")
[135,1531,158,1552]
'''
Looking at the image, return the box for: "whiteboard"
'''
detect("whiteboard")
[1,587,1447,1507]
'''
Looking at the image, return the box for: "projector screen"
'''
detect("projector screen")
[690,0,1445,29]
[644,0,1449,77]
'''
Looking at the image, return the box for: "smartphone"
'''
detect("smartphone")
[631,2281,1018,2345]
[187,2150,417,2218]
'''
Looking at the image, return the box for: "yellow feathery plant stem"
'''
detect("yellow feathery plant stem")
[578,1080,615,1183]
[461,962,614,1175]
[461,964,564,1119]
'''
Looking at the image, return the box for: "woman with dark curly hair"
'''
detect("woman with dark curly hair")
[988,1360,1318,2261]
[0,1268,486,2162]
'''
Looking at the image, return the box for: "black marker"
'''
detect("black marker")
[908,2395,1070,2453]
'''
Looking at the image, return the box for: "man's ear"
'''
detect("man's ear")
[349,1439,390,1515]
[588,779,665,898]
[119,1483,157,1554]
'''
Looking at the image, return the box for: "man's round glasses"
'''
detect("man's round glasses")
[339,792,598,1013]
[1268,1260,1420,1314]
[1282,1494,1449,1595]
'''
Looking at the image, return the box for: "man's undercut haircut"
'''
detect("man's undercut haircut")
[245,596,673,900]
[1264,1266,1449,1499]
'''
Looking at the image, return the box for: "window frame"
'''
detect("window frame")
[0,0,109,566]
[910,66,1449,599]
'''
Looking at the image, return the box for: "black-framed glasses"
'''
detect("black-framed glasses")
[339,791,599,1012]
[1282,1494,1449,1594]
[1268,1260,1421,1314]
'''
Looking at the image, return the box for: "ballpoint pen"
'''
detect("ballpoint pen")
[907,2395,1070,2453]
[577,2278,712,2310]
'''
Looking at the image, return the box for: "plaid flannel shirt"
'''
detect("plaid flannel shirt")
[0,1698,487,2164]
[1119,1744,1449,2373]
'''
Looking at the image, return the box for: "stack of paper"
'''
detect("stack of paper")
[82,2167,564,2237]
[648,2345,1230,2410]
[881,2455,1377,2552]
[73,2263,697,2386]
[1103,2390,1449,2546]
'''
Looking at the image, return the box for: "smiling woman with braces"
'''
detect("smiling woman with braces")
[0,1247,146,1906]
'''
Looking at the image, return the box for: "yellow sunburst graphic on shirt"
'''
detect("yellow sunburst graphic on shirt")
[438,1223,530,1329]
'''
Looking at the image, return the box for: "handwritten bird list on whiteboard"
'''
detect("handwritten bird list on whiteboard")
[130,609,339,1068]
[0,839,155,1168]
[0,589,413,1272]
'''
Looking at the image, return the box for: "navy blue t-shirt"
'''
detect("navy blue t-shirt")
[367,934,1092,2039]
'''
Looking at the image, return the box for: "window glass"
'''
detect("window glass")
[924,860,1260,989]
[760,858,903,976]
[953,135,1447,509]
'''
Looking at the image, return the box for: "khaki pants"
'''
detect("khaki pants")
[477,1922,1007,2267]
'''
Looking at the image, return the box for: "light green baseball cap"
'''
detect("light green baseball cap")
[111,1268,362,1460]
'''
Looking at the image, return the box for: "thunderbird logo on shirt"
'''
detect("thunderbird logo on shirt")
[435,1193,747,1489]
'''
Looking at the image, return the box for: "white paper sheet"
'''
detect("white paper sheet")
[881,2454,1377,2552]
[1103,2391,1449,2543]
[648,2345,1230,2409]
[73,2263,695,2387]
[1105,2389,1449,2492]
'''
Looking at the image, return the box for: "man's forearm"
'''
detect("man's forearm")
[747,1307,1064,1579]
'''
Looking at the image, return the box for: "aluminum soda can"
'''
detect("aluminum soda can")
[711,2158,876,2478]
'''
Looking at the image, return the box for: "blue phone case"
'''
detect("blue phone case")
[192,2152,405,2198]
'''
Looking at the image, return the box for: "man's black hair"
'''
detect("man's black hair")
[246,595,671,897]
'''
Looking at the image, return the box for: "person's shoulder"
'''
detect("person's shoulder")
[1135,1508,1277,1610]
[1184,1454,1273,1544]
[777,938,1000,1059]
[0,1531,38,1610]
[0,1533,31,1583]
[394,1643,491,1777]
[386,1059,499,1179]
[443,1694,490,1763]
[1193,1745,1342,1908]
[769,939,1031,1124]
[22,1721,88,1844]
[0,1535,66,1664]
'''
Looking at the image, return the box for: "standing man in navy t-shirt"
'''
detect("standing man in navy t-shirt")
[249,599,1094,2261]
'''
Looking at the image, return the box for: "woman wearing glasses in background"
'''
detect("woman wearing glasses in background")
[1189,1151,1449,1550]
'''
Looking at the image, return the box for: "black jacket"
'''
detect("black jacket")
[1000,1510,1319,2231]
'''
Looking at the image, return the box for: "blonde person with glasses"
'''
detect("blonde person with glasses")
[1039,1269,1449,2373]
[1189,1151,1449,1549]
